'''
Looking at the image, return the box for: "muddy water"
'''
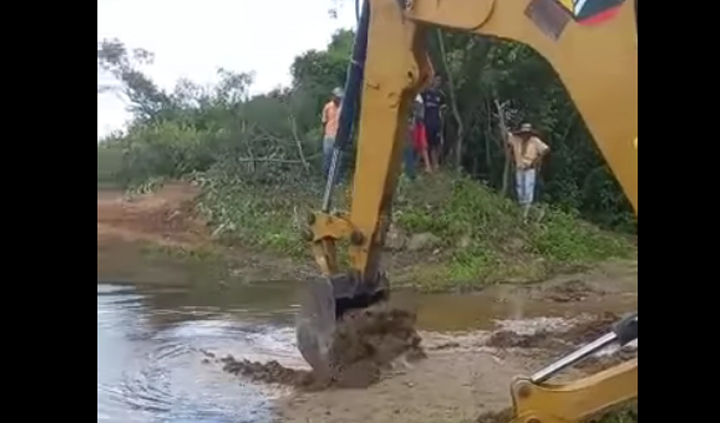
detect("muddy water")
[408,287,636,332]
[97,241,635,422]
[97,282,307,423]
[98,243,307,423]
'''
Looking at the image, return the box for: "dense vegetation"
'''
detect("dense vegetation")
[97,24,636,289]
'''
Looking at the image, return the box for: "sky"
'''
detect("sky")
[97,0,357,139]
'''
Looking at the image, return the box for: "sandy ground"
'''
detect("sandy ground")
[272,316,636,423]
[276,345,527,423]
[97,183,638,423]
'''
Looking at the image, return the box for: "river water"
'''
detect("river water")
[97,281,306,423]
[97,241,636,423]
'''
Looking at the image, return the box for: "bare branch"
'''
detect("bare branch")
[493,98,513,196]
[288,113,311,174]
[436,29,465,169]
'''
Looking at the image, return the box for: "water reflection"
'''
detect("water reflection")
[97,283,287,423]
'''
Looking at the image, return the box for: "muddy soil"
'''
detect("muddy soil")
[275,314,637,423]
[216,304,426,391]
[486,311,623,350]
[542,279,604,303]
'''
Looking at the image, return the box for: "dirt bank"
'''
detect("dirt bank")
[98,183,208,248]
[97,182,637,293]
[98,184,309,283]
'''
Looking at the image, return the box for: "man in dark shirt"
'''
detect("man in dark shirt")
[421,75,445,170]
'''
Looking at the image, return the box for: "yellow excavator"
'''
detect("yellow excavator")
[296,0,637,421]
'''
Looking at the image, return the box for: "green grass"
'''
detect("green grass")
[195,176,318,259]
[192,170,634,292]
[392,172,633,291]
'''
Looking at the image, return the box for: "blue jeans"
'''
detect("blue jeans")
[322,136,335,179]
[516,168,537,207]
[403,144,417,180]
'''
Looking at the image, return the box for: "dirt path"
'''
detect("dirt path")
[97,184,638,423]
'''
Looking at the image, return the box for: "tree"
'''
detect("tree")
[97,28,634,232]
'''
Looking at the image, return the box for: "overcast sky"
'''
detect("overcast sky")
[97,0,357,139]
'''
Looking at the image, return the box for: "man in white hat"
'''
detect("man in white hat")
[506,123,550,220]
[320,87,344,178]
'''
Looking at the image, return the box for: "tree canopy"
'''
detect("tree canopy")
[97,25,634,232]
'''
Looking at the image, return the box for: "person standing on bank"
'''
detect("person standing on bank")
[321,87,344,178]
[506,123,550,220]
[403,94,431,179]
[412,94,432,173]
[421,75,445,171]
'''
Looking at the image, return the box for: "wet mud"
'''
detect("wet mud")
[217,304,426,390]
[574,348,638,373]
[220,357,315,387]
[486,312,623,350]
[542,279,604,303]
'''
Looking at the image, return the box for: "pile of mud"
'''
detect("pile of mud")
[486,312,623,350]
[325,303,426,388]
[217,304,426,390]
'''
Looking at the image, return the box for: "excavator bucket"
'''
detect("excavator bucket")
[295,277,336,375]
[295,273,389,373]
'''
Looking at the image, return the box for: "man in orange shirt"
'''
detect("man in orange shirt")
[506,123,550,220]
[321,87,344,178]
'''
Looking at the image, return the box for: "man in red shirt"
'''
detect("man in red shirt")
[412,95,431,172]
[404,95,432,179]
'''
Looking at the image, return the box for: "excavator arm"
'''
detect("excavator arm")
[298,0,637,420]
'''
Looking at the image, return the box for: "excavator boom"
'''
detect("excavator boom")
[297,0,637,420]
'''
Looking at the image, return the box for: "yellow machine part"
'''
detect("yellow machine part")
[306,0,638,421]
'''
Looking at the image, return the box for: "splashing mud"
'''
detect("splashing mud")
[217,303,426,390]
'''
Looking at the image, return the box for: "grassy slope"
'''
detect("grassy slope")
[196,171,635,292]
